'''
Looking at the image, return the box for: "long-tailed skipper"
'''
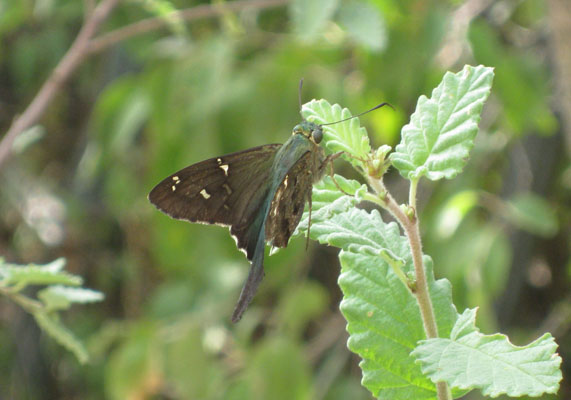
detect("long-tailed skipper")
[149,87,388,322]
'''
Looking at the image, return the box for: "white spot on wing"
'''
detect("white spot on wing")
[283,175,289,188]
[217,158,223,165]
[172,176,180,182]
[171,185,176,191]
[219,164,229,176]
[200,189,211,199]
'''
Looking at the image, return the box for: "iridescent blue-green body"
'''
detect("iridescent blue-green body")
[148,120,328,322]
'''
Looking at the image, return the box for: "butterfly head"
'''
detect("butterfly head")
[292,121,323,144]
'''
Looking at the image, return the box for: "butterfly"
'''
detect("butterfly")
[149,89,389,322]
[148,119,337,322]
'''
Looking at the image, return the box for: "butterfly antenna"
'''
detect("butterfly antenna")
[321,102,394,126]
[298,78,304,112]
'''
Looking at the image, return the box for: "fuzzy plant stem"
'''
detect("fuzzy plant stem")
[368,176,451,400]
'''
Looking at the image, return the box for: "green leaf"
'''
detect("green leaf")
[1,259,102,364]
[294,174,366,238]
[412,308,562,397]
[323,174,367,197]
[337,2,387,52]
[506,193,558,237]
[390,65,494,181]
[34,311,89,364]
[39,286,104,311]
[339,252,461,399]
[298,181,408,261]
[290,0,340,42]
[38,288,72,311]
[0,258,82,287]
[307,207,408,260]
[302,99,371,168]
[298,187,460,398]
[46,286,104,303]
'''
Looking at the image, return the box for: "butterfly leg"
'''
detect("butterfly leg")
[320,151,353,196]
[317,151,343,178]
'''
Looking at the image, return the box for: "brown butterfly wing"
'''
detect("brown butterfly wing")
[148,144,281,259]
[265,149,325,248]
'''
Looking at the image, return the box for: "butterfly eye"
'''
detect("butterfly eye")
[312,127,323,143]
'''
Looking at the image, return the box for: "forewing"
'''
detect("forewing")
[265,151,315,248]
[148,144,281,229]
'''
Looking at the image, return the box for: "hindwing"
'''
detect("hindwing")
[265,151,316,248]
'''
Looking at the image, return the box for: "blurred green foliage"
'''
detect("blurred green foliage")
[0,0,568,399]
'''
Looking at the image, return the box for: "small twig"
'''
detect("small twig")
[0,286,44,314]
[87,0,290,55]
[0,0,120,170]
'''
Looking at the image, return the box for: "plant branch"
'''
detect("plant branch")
[0,0,120,170]
[370,179,438,339]
[367,175,451,400]
[409,178,418,210]
[0,0,290,170]
[0,286,44,314]
[369,177,439,338]
[87,0,290,55]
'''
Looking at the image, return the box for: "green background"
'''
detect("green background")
[0,0,568,398]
